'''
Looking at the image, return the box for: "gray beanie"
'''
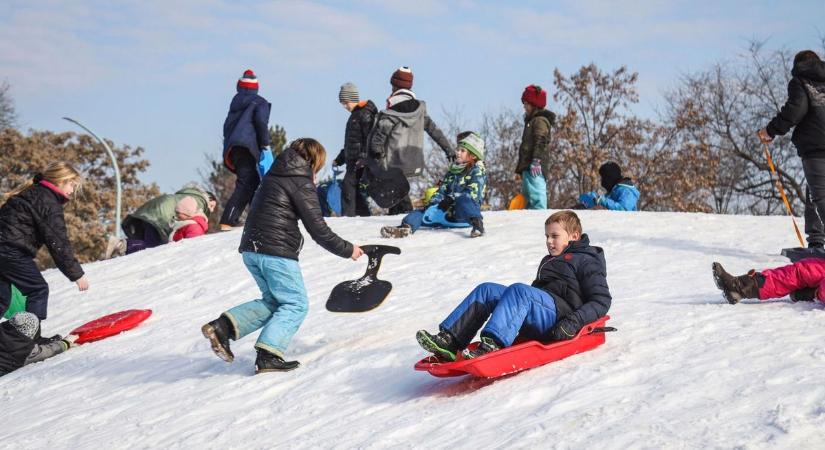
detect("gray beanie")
[458,132,485,161]
[10,312,40,339]
[339,82,359,104]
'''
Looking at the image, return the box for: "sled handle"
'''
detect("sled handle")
[590,327,617,334]
[359,245,401,280]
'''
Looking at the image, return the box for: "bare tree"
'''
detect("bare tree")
[0,81,17,130]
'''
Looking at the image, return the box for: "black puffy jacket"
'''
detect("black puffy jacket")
[0,182,84,281]
[334,100,378,166]
[0,321,35,376]
[530,234,612,325]
[239,148,353,260]
[766,59,825,157]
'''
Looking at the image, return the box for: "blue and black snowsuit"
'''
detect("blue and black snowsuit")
[401,162,486,232]
[438,234,611,348]
[220,85,271,226]
[598,178,640,211]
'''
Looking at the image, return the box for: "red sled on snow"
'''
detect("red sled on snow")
[68,309,152,345]
[414,315,614,379]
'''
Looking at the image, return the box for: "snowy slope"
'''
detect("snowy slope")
[2,210,824,449]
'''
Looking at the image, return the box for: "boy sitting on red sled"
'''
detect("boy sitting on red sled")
[416,210,612,361]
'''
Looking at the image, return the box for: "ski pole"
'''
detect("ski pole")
[763,143,805,247]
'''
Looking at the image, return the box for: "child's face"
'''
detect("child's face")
[176,211,190,220]
[455,148,473,164]
[545,222,580,256]
[57,180,79,198]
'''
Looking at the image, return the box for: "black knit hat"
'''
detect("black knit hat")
[599,162,623,192]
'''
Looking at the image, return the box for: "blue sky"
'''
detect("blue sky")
[1,0,823,192]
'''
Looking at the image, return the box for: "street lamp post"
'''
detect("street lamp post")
[62,117,123,239]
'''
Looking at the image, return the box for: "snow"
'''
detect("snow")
[2,210,825,449]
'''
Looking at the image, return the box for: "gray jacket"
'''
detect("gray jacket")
[368,96,454,177]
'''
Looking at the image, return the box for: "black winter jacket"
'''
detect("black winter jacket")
[0,320,35,376]
[222,87,271,170]
[530,234,611,325]
[766,59,825,157]
[0,183,84,281]
[334,100,378,166]
[239,148,353,260]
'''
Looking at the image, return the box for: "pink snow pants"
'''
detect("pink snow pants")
[759,258,825,302]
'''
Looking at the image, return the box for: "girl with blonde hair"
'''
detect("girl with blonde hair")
[0,162,90,331]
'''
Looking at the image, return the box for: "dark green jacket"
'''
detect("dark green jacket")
[516,109,555,175]
[121,188,210,243]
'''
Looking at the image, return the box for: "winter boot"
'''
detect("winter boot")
[255,348,300,373]
[469,217,485,238]
[104,236,126,259]
[416,329,459,362]
[790,287,817,302]
[201,316,235,362]
[461,335,502,359]
[219,222,244,232]
[380,224,412,239]
[712,262,763,304]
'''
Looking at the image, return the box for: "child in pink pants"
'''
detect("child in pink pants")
[712,258,825,304]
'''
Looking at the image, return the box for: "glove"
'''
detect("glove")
[447,152,457,163]
[578,192,600,209]
[437,196,454,212]
[548,316,582,342]
[529,158,542,177]
[355,158,367,169]
[257,147,274,178]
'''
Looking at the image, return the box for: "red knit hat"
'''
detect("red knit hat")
[390,66,413,91]
[237,69,259,90]
[521,84,547,109]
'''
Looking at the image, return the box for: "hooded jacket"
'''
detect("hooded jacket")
[530,234,612,325]
[121,188,211,243]
[223,87,272,170]
[367,90,454,176]
[0,182,84,281]
[599,178,640,211]
[517,109,556,175]
[766,59,825,157]
[239,147,353,260]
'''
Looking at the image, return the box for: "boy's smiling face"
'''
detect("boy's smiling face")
[545,222,581,256]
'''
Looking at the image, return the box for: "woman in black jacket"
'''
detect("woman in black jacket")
[202,138,364,374]
[0,162,89,325]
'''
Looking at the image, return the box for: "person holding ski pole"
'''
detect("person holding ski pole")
[758,50,825,249]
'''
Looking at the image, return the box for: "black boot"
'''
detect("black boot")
[255,348,300,373]
[201,315,234,362]
[416,329,459,361]
[469,217,485,238]
[461,335,502,359]
[790,287,816,302]
[712,262,763,304]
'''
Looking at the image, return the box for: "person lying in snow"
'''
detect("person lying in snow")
[416,210,612,361]
[713,259,825,304]
[0,312,72,377]
[169,196,208,242]
[577,162,640,211]
[380,132,487,238]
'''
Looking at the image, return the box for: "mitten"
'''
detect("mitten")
[257,147,274,178]
[529,158,542,177]
[578,192,599,209]
[548,316,582,341]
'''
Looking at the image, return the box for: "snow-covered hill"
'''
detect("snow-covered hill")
[2,210,824,449]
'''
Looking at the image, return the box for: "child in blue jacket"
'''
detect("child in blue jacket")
[578,162,640,211]
[417,211,611,360]
[381,132,487,238]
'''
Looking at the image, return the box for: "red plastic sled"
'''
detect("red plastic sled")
[414,315,612,379]
[69,309,152,345]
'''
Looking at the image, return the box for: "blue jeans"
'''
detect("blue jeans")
[522,170,547,209]
[439,282,557,348]
[223,252,308,357]
[401,195,482,233]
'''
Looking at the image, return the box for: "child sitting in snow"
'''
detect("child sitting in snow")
[578,162,640,211]
[381,132,487,238]
[1,312,72,376]
[169,196,208,242]
[416,210,612,360]
[713,259,825,304]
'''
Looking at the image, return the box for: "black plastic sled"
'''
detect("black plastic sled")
[362,161,411,209]
[326,245,401,313]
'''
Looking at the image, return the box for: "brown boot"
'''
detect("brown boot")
[712,262,763,304]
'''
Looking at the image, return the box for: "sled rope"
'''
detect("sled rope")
[764,143,805,247]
